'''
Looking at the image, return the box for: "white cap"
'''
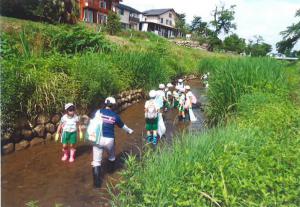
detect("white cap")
[159,84,165,89]
[105,97,116,104]
[149,90,156,98]
[179,88,186,92]
[167,83,173,88]
[65,103,74,110]
[178,79,183,83]
[185,85,191,90]
[173,91,178,95]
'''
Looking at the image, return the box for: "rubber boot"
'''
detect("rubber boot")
[146,135,152,143]
[69,148,76,163]
[152,136,158,145]
[92,166,101,188]
[107,160,116,173]
[61,148,69,161]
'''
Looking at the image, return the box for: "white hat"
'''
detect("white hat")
[159,84,165,89]
[185,85,191,90]
[149,90,156,98]
[167,83,173,88]
[105,97,116,104]
[178,79,183,83]
[179,87,186,92]
[65,103,74,110]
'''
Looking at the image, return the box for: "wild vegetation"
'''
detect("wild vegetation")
[0,16,215,135]
[112,60,300,206]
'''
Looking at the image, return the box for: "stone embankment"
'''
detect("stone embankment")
[1,89,145,155]
[171,40,209,50]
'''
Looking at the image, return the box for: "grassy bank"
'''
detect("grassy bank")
[0,16,218,132]
[112,60,300,206]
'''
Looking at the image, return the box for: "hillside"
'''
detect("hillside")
[0,16,222,139]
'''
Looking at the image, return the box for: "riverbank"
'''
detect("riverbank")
[112,60,300,206]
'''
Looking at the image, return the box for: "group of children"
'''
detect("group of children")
[144,78,197,145]
[54,79,197,187]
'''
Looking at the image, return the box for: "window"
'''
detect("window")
[170,20,172,26]
[84,9,93,23]
[160,18,163,24]
[169,13,172,18]
[100,0,106,9]
[119,8,124,15]
[166,19,169,25]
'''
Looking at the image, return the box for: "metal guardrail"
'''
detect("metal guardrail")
[274,57,299,61]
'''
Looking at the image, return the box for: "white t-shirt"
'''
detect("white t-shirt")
[145,100,159,119]
[61,114,79,132]
[155,90,165,108]
[186,91,193,98]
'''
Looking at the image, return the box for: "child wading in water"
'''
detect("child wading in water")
[55,103,82,162]
[145,90,160,145]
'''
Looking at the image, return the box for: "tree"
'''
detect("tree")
[247,37,272,57]
[107,11,121,35]
[276,9,300,54]
[175,13,189,36]
[223,34,246,53]
[0,0,40,20]
[0,0,79,24]
[211,4,236,35]
[190,16,211,36]
[35,0,79,24]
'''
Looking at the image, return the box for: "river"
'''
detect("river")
[1,79,207,207]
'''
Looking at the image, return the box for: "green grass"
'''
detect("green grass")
[198,57,288,125]
[111,62,300,206]
[1,16,218,133]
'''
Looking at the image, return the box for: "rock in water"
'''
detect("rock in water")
[15,140,30,151]
[30,137,45,147]
[2,143,14,154]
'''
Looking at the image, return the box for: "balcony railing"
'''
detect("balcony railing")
[129,16,140,23]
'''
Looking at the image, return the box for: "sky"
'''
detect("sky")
[123,0,300,52]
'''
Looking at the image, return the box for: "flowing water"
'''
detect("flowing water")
[1,79,207,207]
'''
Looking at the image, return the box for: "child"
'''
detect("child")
[178,87,186,121]
[155,84,167,111]
[173,87,180,109]
[145,90,160,145]
[55,103,82,162]
[92,97,133,188]
[176,79,185,91]
[166,83,173,108]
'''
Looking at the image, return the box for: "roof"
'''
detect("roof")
[117,4,141,14]
[143,8,175,16]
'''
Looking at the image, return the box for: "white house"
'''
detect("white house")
[117,4,141,31]
[139,8,179,38]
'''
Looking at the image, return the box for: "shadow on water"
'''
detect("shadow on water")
[1,79,207,207]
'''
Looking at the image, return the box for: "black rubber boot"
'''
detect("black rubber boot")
[92,166,101,188]
[107,160,116,174]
